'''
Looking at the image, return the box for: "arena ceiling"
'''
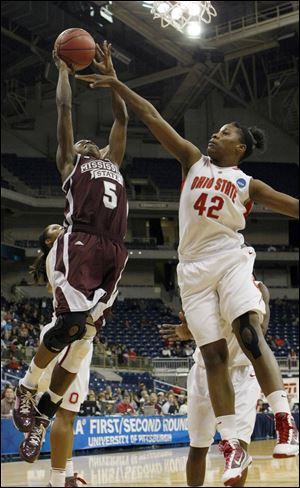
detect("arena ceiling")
[1,1,299,140]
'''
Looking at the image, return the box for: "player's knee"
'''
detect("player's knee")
[43,312,87,353]
[60,338,92,374]
[237,312,262,359]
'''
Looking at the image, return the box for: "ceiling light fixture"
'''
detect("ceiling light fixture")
[142,1,217,37]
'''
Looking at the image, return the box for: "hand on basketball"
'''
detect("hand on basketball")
[93,41,116,77]
[75,73,114,88]
[159,311,194,341]
[52,50,75,75]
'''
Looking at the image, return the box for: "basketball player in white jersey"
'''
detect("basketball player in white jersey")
[161,282,289,487]
[76,64,299,485]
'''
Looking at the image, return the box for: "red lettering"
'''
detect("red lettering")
[194,193,208,215]
[191,177,199,190]
[224,181,232,196]
[220,179,227,192]
[196,176,207,189]
[206,178,214,189]
[69,392,79,404]
[215,178,222,191]
[207,196,224,219]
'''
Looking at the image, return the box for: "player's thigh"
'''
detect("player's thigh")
[187,364,215,448]
[232,366,261,444]
[178,263,225,347]
[218,247,265,326]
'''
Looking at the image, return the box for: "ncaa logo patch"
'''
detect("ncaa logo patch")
[236,178,246,188]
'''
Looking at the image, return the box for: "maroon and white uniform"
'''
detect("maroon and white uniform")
[48,154,128,321]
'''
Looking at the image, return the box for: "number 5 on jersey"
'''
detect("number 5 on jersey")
[194,193,224,219]
[103,181,117,209]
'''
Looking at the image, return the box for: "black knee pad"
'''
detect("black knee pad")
[43,312,87,353]
[239,312,261,359]
[36,391,63,419]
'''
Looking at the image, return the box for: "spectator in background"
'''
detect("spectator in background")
[161,393,179,415]
[274,335,285,348]
[157,392,166,408]
[128,347,137,363]
[178,397,188,415]
[1,387,15,417]
[6,356,21,370]
[172,343,185,357]
[161,345,172,357]
[115,393,137,415]
[183,343,194,357]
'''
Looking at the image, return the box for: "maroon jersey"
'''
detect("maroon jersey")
[62,154,128,240]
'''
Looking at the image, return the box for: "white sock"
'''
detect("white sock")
[65,458,74,478]
[216,415,238,441]
[50,468,66,487]
[20,359,44,390]
[267,390,291,415]
[48,389,64,405]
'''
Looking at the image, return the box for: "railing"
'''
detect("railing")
[275,356,299,374]
[91,353,153,371]
[153,378,187,395]
[206,2,298,40]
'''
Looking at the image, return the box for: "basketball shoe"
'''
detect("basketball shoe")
[13,384,37,432]
[219,439,252,486]
[273,412,299,458]
[65,473,88,486]
[19,415,50,463]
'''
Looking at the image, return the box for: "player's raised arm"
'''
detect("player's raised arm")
[75,73,201,174]
[92,42,128,167]
[53,50,76,183]
[249,179,299,219]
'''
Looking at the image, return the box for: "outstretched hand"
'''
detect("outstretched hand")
[75,73,115,88]
[93,40,116,76]
[159,311,194,341]
[52,50,75,75]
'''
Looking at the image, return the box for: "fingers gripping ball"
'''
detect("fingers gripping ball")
[54,28,96,72]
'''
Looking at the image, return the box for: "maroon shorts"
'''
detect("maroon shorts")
[49,231,128,320]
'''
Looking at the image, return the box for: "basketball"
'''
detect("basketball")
[54,28,96,71]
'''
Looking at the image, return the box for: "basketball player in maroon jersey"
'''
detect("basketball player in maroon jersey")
[13,42,129,465]
[76,65,299,484]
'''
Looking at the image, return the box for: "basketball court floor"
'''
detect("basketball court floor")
[1,440,298,487]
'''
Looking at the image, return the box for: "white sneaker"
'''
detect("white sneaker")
[219,439,252,486]
[273,412,299,458]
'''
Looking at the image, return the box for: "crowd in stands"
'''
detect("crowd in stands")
[1,296,299,364]
[1,294,299,420]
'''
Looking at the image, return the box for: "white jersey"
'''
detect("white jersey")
[178,155,252,261]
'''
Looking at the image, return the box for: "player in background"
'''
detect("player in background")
[161,282,297,487]
[13,42,129,468]
[76,65,299,485]
[26,224,88,487]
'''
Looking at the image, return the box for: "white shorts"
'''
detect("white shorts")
[187,363,261,447]
[177,247,265,347]
[38,320,92,413]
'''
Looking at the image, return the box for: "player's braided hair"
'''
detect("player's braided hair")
[29,227,50,283]
[232,122,267,161]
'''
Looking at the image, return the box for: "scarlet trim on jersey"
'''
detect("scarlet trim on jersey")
[244,200,254,219]
[180,178,186,193]
[58,344,71,367]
